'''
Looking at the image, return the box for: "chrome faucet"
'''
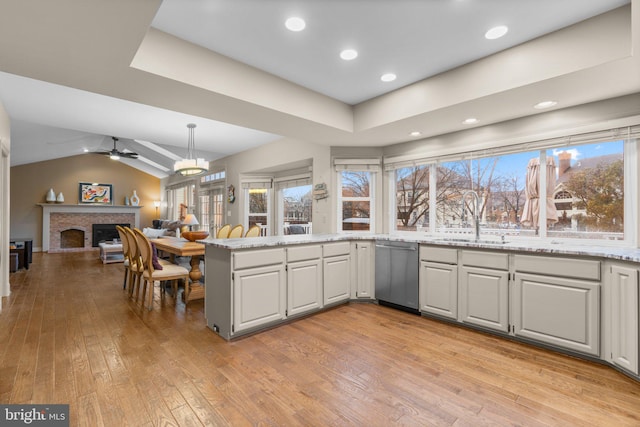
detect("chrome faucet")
[461,190,481,241]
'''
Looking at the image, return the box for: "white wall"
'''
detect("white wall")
[0,100,11,308]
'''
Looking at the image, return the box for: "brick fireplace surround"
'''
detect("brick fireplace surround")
[39,204,141,253]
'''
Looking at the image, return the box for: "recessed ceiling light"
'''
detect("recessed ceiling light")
[462,117,478,125]
[410,131,422,137]
[340,49,358,60]
[83,148,89,152]
[285,17,306,32]
[534,100,558,109]
[485,25,508,40]
[381,73,397,82]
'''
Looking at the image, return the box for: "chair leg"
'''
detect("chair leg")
[122,268,128,290]
[147,280,154,310]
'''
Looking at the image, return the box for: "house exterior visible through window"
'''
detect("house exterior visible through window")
[243,178,272,236]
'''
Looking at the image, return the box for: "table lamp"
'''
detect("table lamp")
[183,213,199,231]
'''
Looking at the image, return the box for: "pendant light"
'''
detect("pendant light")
[174,123,209,176]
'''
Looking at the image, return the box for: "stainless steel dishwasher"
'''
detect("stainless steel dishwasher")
[375,241,419,313]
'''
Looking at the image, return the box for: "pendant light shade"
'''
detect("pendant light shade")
[174,123,209,176]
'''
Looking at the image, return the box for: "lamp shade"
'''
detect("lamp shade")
[182,214,199,226]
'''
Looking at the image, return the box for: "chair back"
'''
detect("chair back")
[116,225,129,257]
[133,228,155,273]
[228,224,244,238]
[217,224,231,239]
[123,227,140,265]
[244,225,261,238]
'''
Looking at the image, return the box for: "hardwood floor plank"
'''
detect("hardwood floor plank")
[3,251,640,426]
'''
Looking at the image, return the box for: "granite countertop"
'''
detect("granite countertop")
[199,233,640,263]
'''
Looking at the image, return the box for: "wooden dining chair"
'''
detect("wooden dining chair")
[122,226,144,299]
[216,224,231,239]
[244,225,261,238]
[116,225,130,290]
[228,224,244,238]
[133,228,190,310]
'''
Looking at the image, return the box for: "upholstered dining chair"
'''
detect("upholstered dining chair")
[244,225,261,238]
[228,224,244,238]
[133,228,190,310]
[216,224,231,239]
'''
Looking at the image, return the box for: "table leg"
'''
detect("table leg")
[184,255,205,302]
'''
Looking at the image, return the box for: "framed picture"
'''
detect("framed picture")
[79,182,113,204]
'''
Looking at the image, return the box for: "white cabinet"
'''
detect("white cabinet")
[513,255,600,356]
[287,246,323,317]
[233,251,286,334]
[419,246,458,319]
[353,241,374,299]
[608,263,639,374]
[460,251,509,333]
[323,242,351,306]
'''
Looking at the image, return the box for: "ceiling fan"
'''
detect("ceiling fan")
[95,137,138,160]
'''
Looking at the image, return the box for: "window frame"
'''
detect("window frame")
[385,131,637,247]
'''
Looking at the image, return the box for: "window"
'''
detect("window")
[395,165,429,231]
[242,178,272,235]
[548,140,624,239]
[386,126,637,244]
[276,174,313,235]
[339,171,373,232]
[166,184,195,222]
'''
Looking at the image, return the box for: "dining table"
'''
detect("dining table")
[151,237,205,303]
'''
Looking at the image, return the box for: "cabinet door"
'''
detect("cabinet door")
[288,259,323,317]
[610,264,639,374]
[419,261,458,319]
[460,266,509,332]
[354,242,374,299]
[233,264,286,333]
[513,272,600,356]
[323,255,351,305]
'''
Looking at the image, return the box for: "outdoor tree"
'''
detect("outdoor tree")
[563,159,624,231]
[396,165,429,228]
[495,174,526,225]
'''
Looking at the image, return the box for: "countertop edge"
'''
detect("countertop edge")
[199,233,640,263]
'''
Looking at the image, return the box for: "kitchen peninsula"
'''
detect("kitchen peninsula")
[203,233,640,383]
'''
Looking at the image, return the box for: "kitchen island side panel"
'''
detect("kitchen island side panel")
[205,246,233,339]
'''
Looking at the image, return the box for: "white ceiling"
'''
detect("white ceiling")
[0,0,635,178]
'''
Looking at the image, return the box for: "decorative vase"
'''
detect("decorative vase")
[46,188,56,203]
[130,190,140,206]
[124,196,130,206]
[56,192,64,203]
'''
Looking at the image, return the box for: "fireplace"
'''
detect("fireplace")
[92,223,130,247]
[40,204,141,253]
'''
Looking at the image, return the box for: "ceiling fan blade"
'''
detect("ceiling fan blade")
[120,152,139,158]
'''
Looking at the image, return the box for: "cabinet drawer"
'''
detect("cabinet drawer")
[420,246,457,264]
[462,250,509,270]
[323,242,351,257]
[233,248,285,270]
[287,245,322,263]
[514,254,600,281]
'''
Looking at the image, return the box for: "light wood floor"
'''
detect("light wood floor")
[2,251,640,426]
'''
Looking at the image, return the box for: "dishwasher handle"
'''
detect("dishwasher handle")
[375,244,417,251]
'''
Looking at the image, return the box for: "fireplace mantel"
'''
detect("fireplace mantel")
[39,204,142,252]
